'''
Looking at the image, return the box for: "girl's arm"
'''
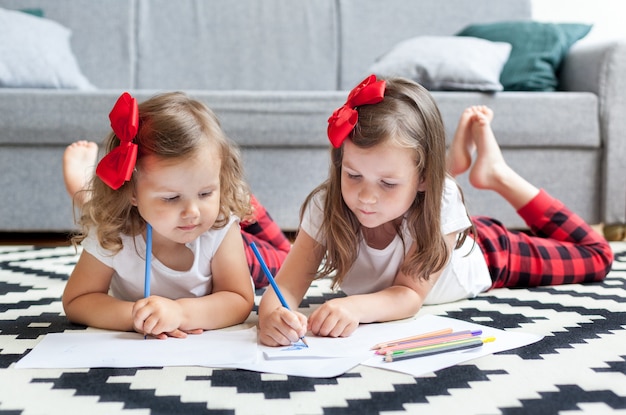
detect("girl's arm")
[258,229,324,346]
[62,251,135,331]
[174,224,255,331]
[308,232,458,337]
[66,225,254,337]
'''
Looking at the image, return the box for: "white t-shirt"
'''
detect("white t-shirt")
[82,216,240,301]
[300,177,491,304]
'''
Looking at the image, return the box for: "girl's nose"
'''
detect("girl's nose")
[181,201,200,219]
[358,186,377,204]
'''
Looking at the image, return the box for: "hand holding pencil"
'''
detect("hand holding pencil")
[251,242,309,347]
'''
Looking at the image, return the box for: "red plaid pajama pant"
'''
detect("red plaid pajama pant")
[240,195,291,288]
[472,189,613,289]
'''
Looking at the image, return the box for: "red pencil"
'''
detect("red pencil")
[370,328,453,350]
[375,330,483,355]
[384,337,496,362]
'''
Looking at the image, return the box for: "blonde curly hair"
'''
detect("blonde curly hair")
[72,92,252,252]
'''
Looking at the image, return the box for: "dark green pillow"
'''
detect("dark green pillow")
[20,8,45,18]
[457,21,592,91]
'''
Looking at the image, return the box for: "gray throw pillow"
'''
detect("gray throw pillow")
[368,36,512,92]
[0,7,95,89]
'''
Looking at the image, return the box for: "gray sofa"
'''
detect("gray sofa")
[1,0,624,238]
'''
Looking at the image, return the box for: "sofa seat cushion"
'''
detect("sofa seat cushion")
[432,92,600,148]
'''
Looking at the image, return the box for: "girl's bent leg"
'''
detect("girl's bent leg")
[63,141,98,207]
[240,195,291,288]
[447,107,477,177]
[474,189,613,289]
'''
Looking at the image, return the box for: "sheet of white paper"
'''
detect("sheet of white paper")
[257,314,541,377]
[15,315,542,378]
[261,335,372,359]
[15,327,258,369]
[237,353,365,378]
[361,314,543,377]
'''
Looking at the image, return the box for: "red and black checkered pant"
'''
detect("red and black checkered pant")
[472,189,613,289]
[240,195,291,288]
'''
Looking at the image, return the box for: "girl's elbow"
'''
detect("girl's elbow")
[61,293,75,318]
[62,298,82,324]
[398,287,425,317]
[233,294,255,324]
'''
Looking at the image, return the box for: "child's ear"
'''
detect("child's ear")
[129,181,138,206]
[417,176,427,192]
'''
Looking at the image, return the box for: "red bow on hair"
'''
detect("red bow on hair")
[95,92,139,190]
[327,74,386,148]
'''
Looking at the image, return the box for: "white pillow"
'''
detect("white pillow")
[0,8,95,89]
[369,36,512,92]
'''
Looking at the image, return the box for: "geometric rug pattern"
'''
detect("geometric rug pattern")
[0,242,625,414]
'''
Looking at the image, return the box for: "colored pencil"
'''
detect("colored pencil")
[371,328,453,350]
[250,242,308,348]
[386,336,486,356]
[144,223,152,299]
[374,330,483,355]
[384,337,496,362]
[144,223,152,339]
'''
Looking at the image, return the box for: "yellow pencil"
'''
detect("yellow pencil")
[375,330,482,355]
[384,337,496,362]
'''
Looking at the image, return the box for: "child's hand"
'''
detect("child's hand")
[259,306,308,347]
[132,296,196,339]
[308,298,359,338]
[148,328,204,340]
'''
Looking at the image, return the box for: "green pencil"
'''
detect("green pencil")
[384,337,495,362]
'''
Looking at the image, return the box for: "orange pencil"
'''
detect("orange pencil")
[375,330,482,355]
[371,328,453,350]
[384,337,496,362]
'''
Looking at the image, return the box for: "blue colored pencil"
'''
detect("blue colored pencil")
[250,242,308,347]
[144,223,152,298]
[144,223,152,339]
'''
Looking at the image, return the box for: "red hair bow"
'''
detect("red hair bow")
[327,74,386,148]
[95,92,139,190]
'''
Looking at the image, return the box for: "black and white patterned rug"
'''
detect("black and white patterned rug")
[0,242,624,415]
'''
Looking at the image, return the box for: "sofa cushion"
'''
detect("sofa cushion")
[0,7,95,89]
[368,36,511,91]
[431,91,599,149]
[135,0,339,90]
[457,21,592,91]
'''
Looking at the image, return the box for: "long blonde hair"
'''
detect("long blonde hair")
[303,77,471,288]
[73,92,251,252]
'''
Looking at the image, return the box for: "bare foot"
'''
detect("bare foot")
[447,107,477,177]
[467,106,540,210]
[63,141,98,206]
[467,107,510,190]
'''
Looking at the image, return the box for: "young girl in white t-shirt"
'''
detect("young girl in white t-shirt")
[257,75,613,346]
[63,91,258,339]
